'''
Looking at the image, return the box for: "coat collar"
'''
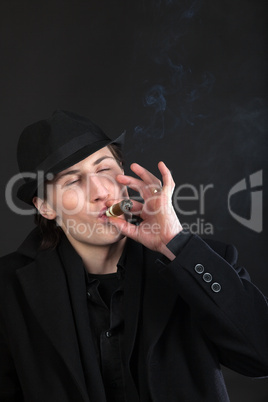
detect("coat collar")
[17,227,43,259]
[16,237,90,402]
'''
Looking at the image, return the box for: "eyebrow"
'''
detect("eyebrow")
[92,156,114,166]
[54,156,114,182]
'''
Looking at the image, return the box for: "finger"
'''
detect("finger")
[158,161,175,190]
[117,162,162,196]
[116,174,153,198]
[116,173,142,187]
[130,163,162,187]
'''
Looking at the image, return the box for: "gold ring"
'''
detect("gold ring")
[152,188,161,194]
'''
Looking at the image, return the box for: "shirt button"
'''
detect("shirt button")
[211,282,221,293]
[194,264,204,274]
[203,273,212,283]
[105,331,112,338]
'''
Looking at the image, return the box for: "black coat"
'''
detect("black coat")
[0,228,268,401]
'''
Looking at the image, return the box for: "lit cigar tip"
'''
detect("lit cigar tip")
[106,199,133,217]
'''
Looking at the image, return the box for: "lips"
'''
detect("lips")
[98,207,108,218]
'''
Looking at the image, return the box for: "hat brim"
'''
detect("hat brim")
[17,132,125,205]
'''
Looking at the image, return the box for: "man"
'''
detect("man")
[0,110,267,402]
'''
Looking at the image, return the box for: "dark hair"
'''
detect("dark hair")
[35,143,124,250]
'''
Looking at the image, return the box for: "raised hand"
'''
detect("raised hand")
[108,161,182,260]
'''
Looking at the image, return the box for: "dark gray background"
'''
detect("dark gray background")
[0,0,267,400]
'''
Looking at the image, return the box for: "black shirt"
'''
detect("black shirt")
[85,263,126,402]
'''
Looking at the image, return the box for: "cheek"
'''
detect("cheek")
[56,189,85,213]
[62,190,79,209]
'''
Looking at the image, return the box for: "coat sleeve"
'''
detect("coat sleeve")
[157,233,268,377]
[0,321,24,402]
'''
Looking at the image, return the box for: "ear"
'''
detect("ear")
[32,197,57,220]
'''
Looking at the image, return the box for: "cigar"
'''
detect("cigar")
[106,199,133,217]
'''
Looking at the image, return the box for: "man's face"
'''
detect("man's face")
[45,146,128,246]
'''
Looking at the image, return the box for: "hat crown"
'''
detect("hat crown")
[17,110,109,173]
[16,110,124,205]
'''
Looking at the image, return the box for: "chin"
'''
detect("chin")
[80,224,125,246]
[96,232,125,246]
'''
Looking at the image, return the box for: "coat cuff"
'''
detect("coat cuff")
[166,230,192,256]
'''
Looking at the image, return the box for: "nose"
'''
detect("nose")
[87,174,110,202]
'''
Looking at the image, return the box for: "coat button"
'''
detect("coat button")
[86,291,91,299]
[211,282,221,293]
[194,264,204,274]
[105,331,112,338]
[203,273,212,283]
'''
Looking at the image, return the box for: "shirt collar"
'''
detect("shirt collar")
[85,239,128,285]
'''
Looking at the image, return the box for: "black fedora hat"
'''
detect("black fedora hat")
[16,110,125,205]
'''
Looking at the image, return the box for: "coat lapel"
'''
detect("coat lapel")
[123,240,179,361]
[140,253,180,355]
[16,247,89,402]
[123,242,179,399]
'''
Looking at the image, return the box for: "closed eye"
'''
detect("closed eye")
[65,178,81,186]
[97,168,111,173]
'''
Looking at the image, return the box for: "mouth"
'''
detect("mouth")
[98,207,108,219]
